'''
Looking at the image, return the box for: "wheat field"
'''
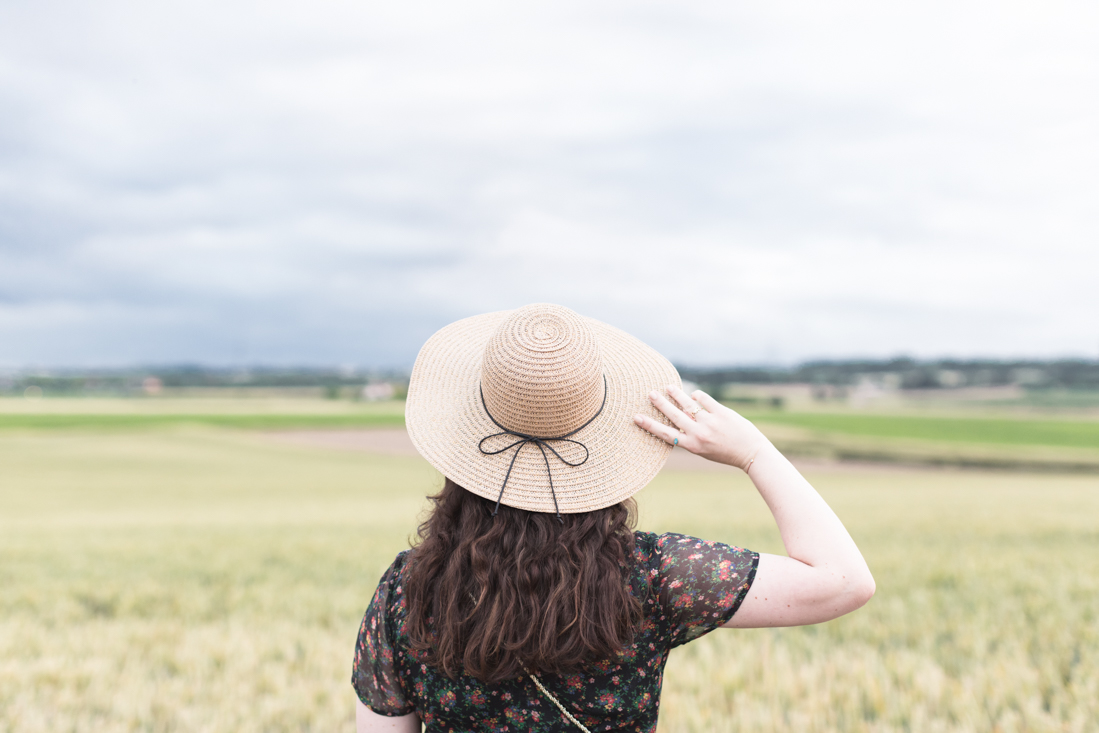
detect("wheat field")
[1,421,1097,732]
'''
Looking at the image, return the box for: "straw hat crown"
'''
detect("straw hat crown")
[481,304,604,437]
[405,302,681,513]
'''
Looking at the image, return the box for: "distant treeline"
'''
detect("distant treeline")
[0,366,408,397]
[679,358,1099,392]
[3,359,1099,397]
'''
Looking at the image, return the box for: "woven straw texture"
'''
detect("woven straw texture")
[405,303,681,513]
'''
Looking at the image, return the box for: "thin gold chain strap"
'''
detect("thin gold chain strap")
[524,667,592,733]
[466,592,590,732]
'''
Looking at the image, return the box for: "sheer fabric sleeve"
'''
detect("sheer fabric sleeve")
[351,552,415,716]
[654,533,758,648]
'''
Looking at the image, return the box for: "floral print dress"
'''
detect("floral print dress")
[353,532,758,732]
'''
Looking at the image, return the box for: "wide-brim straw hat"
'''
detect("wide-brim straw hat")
[405,303,681,514]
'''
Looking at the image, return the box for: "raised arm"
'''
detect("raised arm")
[635,386,875,628]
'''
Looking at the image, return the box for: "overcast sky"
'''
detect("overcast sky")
[2,1,1097,368]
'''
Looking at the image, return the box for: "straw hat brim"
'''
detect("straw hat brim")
[405,310,681,513]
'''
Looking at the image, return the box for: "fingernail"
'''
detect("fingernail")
[633,415,644,425]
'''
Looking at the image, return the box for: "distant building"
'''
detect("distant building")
[362,382,396,401]
[937,370,965,388]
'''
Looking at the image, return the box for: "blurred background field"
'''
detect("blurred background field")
[7,360,1099,471]
[2,391,1097,732]
[6,3,1099,731]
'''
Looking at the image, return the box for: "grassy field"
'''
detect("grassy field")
[1,402,1097,732]
[4,396,1096,469]
[743,411,1099,449]
[738,408,1099,473]
[0,397,405,431]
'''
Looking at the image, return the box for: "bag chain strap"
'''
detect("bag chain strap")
[523,666,592,733]
[467,593,591,732]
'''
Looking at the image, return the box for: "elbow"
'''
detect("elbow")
[848,571,876,610]
[810,567,877,623]
[826,568,875,618]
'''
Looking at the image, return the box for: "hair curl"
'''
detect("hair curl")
[403,479,642,683]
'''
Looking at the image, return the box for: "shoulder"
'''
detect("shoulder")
[654,531,706,548]
[391,549,412,573]
[633,531,717,562]
[632,530,660,563]
[637,532,758,582]
[629,532,661,596]
[372,550,413,610]
[634,531,709,559]
[379,549,413,584]
[652,531,752,555]
[630,531,756,617]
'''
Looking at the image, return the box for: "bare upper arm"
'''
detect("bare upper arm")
[356,699,421,733]
[723,552,875,628]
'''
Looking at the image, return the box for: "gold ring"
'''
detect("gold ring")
[688,405,703,418]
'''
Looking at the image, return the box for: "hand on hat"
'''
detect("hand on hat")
[634,385,773,472]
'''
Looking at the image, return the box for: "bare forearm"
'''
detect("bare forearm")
[727,443,875,626]
[749,443,871,583]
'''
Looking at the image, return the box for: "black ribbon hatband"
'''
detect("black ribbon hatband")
[478,376,607,521]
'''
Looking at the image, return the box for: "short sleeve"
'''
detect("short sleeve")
[351,553,415,716]
[654,533,758,648]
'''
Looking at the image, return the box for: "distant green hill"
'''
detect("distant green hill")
[744,411,1099,450]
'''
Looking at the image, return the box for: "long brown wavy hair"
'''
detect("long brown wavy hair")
[403,478,642,683]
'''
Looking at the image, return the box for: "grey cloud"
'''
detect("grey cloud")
[2,1,1098,366]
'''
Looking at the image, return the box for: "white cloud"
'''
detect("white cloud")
[1,0,1098,366]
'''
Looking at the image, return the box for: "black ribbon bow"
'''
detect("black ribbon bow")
[478,376,607,521]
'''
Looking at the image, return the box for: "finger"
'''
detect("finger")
[666,384,701,415]
[691,389,723,412]
[649,390,696,432]
[634,414,695,449]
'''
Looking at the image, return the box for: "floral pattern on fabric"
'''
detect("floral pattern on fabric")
[352,531,758,732]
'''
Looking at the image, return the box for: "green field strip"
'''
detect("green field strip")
[0,412,406,431]
[744,410,1099,449]
[5,406,1099,452]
